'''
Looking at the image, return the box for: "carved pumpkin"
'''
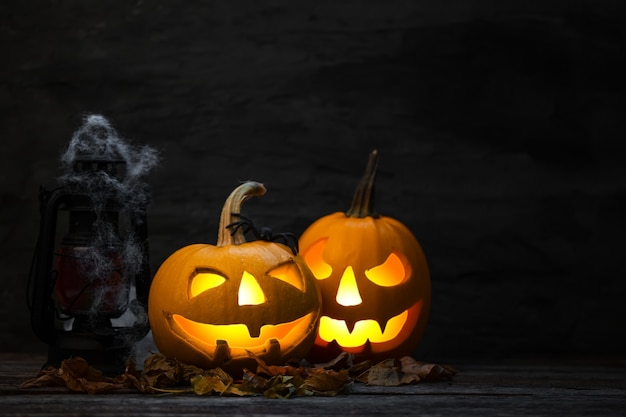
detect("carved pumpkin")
[148,182,321,373]
[299,150,431,362]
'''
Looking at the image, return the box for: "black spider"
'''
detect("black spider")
[226,213,299,255]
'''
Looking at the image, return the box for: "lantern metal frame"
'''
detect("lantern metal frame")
[28,157,152,375]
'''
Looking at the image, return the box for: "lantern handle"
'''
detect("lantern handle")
[28,186,68,343]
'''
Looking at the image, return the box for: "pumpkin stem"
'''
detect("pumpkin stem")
[346,149,379,218]
[217,181,267,246]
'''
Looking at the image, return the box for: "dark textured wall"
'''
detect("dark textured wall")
[2,0,625,363]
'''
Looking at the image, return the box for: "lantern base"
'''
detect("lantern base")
[45,346,131,376]
[43,330,135,376]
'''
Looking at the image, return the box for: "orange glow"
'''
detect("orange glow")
[268,262,304,292]
[335,267,362,306]
[364,252,406,287]
[302,238,332,279]
[318,309,408,347]
[171,312,314,349]
[190,271,226,297]
[238,271,265,306]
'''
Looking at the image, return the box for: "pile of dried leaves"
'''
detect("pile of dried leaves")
[19,351,456,398]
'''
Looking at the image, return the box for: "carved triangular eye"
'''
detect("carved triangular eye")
[364,252,408,287]
[268,261,304,292]
[302,238,332,280]
[190,269,227,298]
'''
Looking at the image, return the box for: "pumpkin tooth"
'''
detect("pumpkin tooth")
[379,318,388,335]
[214,340,231,364]
[264,338,281,361]
[344,319,357,333]
[247,325,261,338]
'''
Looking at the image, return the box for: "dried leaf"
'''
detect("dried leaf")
[223,385,251,396]
[190,368,259,397]
[63,360,123,394]
[302,368,351,396]
[191,375,228,396]
[114,361,152,393]
[400,356,457,382]
[246,350,305,377]
[141,353,182,388]
[180,363,206,381]
[263,375,299,399]
[360,357,457,386]
[348,360,372,377]
[362,359,402,386]
[150,386,192,395]
[241,368,268,393]
[20,352,454,397]
[19,367,65,389]
[20,357,125,394]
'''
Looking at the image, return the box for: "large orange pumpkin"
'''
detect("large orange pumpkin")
[299,150,431,362]
[148,182,321,374]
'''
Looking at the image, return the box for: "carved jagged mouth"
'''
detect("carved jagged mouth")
[317,301,422,348]
[170,312,315,351]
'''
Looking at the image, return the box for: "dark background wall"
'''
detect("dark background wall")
[2,0,625,364]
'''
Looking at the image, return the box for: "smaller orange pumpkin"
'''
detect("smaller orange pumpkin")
[148,182,322,374]
[299,150,431,363]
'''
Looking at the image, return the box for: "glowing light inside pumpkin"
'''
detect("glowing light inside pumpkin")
[190,270,226,297]
[336,266,362,306]
[364,252,406,286]
[268,261,305,292]
[172,312,314,348]
[302,238,332,279]
[238,271,266,306]
[318,309,408,347]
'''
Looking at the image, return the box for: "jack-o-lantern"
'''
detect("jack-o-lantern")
[299,150,431,362]
[148,181,322,374]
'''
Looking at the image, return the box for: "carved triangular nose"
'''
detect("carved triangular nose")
[238,271,266,306]
[335,266,362,306]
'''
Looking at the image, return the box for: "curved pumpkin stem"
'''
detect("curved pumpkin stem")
[217,181,267,246]
[346,149,379,218]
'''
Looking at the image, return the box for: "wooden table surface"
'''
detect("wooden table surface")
[1,353,625,416]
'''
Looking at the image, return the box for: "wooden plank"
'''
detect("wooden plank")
[1,354,625,416]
